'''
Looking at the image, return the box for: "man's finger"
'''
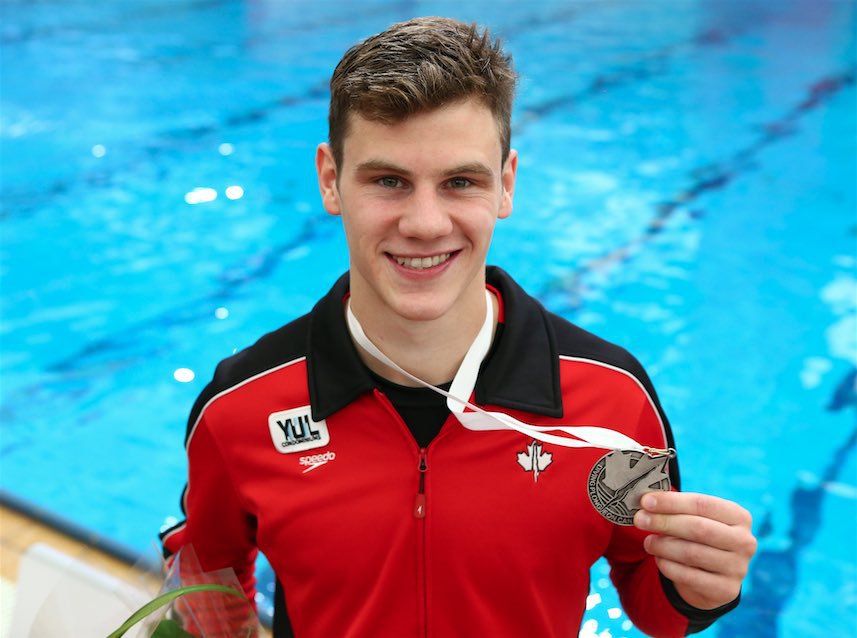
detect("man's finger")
[635,508,758,558]
[634,511,745,551]
[644,535,749,579]
[640,491,753,528]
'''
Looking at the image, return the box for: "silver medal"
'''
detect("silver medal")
[587,449,673,526]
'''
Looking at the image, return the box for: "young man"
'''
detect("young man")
[161,17,756,637]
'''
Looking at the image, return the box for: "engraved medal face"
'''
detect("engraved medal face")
[587,450,672,526]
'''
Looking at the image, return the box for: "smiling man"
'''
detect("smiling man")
[161,17,755,638]
[316,97,515,385]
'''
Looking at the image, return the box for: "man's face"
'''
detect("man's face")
[316,98,517,326]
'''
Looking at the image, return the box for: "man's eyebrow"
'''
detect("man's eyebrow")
[353,160,495,178]
[354,159,412,176]
[443,162,495,177]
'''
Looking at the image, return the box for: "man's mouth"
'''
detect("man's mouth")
[392,252,453,270]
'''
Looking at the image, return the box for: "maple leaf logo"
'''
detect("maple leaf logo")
[601,452,670,512]
[517,440,552,483]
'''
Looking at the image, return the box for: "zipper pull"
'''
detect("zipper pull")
[414,448,428,519]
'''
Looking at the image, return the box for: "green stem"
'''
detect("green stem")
[106,583,244,638]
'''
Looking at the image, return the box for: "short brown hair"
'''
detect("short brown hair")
[327,17,517,168]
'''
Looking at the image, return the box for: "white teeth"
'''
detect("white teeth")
[395,253,451,269]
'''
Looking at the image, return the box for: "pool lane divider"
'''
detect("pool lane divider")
[539,67,856,311]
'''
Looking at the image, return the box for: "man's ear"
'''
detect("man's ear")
[316,143,341,216]
[499,149,518,220]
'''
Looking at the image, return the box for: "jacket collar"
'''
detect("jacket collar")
[307,266,563,421]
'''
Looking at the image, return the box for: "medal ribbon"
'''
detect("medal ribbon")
[346,291,671,456]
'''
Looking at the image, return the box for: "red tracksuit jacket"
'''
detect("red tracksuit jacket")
[161,267,735,637]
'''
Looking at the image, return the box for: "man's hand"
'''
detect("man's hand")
[633,491,757,610]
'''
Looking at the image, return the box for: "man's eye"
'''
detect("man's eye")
[448,177,472,189]
[378,176,402,188]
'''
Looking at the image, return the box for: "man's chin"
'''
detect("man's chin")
[388,299,452,323]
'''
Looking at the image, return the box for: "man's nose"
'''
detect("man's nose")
[398,187,454,239]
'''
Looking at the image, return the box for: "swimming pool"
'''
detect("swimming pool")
[2,0,855,635]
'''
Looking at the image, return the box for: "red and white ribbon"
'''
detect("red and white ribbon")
[347,291,670,456]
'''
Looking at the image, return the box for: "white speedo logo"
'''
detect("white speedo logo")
[300,451,336,473]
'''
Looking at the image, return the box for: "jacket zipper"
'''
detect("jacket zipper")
[372,390,431,636]
[415,446,429,638]
[414,447,428,518]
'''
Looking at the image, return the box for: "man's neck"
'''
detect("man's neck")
[348,291,498,387]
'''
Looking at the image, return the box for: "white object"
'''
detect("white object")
[9,542,153,638]
[346,291,664,454]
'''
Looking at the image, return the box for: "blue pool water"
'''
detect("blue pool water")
[2,1,855,635]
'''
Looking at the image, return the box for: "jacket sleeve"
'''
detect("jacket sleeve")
[159,391,259,619]
[606,514,740,637]
[604,375,738,636]
[607,534,689,637]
